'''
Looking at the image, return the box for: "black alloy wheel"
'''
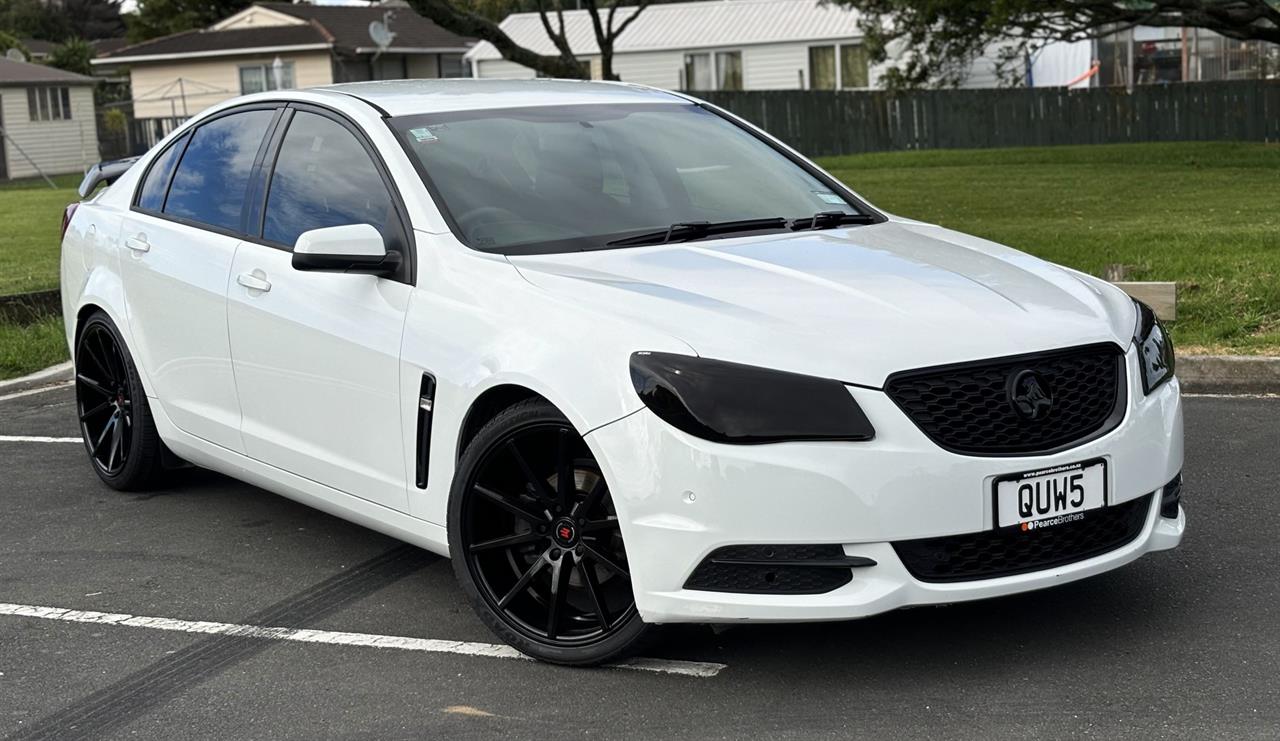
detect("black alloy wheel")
[75,312,163,490]
[449,399,649,665]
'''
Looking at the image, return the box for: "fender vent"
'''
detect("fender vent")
[415,373,436,489]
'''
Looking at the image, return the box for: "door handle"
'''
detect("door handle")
[124,236,150,253]
[237,272,272,293]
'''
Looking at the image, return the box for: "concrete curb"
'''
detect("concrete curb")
[0,361,73,397]
[1,356,1277,401]
[1177,355,1280,396]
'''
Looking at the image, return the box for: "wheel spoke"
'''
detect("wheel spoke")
[498,551,549,609]
[581,517,620,535]
[474,484,546,525]
[469,532,543,553]
[577,558,611,630]
[90,414,115,456]
[107,415,123,470]
[506,440,555,502]
[79,400,112,422]
[84,335,115,383]
[555,428,571,512]
[77,373,112,399]
[545,555,574,639]
[581,544,629,579]
[574,478,607,519]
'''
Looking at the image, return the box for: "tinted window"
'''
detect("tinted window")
[263,111,397,249]
[390,104,863,253]
[136,133,189,212]
[165,109,274,232]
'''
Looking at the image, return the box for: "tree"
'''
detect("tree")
[0,0,123,42]
[64,0,127,41]
[126,0,252,42]
[830,0,1280,89]
[0,29,29,58]
[404,0,652,80]
[48,36,94,76]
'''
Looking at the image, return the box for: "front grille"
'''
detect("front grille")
[892,494,1152,583]
[884,343,1126,456]
[683,544,873,594]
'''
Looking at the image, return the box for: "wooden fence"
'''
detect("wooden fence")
[698,81,1280,157]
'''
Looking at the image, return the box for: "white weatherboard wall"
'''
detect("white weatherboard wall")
[473,41,861,91]
[611,50,685,90]
[1,86,99,179]
[742,43,809,89]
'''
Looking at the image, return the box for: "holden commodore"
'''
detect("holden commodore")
[61,80,1184,666]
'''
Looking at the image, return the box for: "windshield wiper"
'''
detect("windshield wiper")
[605,218,789,247]
[790,211,879,230]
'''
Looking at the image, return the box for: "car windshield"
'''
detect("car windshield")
[390,103,874,254]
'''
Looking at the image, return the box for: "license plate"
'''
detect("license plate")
[993,459,1107,530]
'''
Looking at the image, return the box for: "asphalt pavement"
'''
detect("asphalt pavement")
[1,385,1277,740]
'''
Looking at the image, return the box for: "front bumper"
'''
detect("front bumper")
[585,348,1184,624]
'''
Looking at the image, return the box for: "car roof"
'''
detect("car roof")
[309,78,689,117]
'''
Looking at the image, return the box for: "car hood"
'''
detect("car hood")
[506,220,1135,386]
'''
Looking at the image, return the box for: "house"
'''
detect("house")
[19,38,130,66]
[94,2,474,136]
[0,57,99,181]
[464,0,878,91]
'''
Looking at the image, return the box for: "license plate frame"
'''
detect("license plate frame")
[992,458,1109,530]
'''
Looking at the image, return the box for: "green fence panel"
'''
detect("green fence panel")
[697,81,1279,156]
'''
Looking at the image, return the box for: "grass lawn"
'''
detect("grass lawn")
[821,141,1280,355]
[0,142,1276,380]
[0,315,67,379]
[0,173,80,296]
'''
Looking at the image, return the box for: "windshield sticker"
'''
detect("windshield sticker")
[409,127,438,143]
[814,191,846,204]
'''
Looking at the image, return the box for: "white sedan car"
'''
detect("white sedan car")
[61,80,1184,665]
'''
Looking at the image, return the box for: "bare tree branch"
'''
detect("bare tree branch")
[405,0,587,79]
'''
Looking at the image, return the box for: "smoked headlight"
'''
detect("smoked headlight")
[629,352,874,444]
[1133,299,1175,394]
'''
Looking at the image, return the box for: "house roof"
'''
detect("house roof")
[466,0,862,62]
[257,3,473,53]
[97,3,472,65]
[0,56,97,86]
[97,24,332,64]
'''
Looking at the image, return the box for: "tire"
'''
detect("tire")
[74,311,165,491]
[448,399,652,665]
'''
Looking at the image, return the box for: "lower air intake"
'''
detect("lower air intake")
[683,544,873,595]
[892,494,1153,583]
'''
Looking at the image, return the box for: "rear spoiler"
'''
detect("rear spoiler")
[78,156,142,199]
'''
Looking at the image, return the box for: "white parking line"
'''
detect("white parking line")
[0,602,726,678]
[0,380,73,403]
[0,435,82,443]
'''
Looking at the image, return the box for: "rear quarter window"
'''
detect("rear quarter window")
[164,109,275,232]
[135,133,189,212]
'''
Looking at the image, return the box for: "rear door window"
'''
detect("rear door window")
[261,110,399,249]
[164,109,275,232]
[136,132,189,212]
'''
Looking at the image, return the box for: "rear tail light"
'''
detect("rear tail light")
[61,202,79,240]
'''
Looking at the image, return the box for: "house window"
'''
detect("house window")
[809,44,869,89]
[239,61,296,95]
[715,51,743,91]
[439,54,466,78]
[684,53,713,90]
[27,87,72,121]
[809,46,836,89]
[840,44,869,88]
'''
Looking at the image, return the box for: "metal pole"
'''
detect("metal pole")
[0,124,58,189]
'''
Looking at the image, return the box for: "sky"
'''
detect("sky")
[117,0,369,13]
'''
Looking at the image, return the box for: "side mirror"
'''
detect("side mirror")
[291,224,402,276]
